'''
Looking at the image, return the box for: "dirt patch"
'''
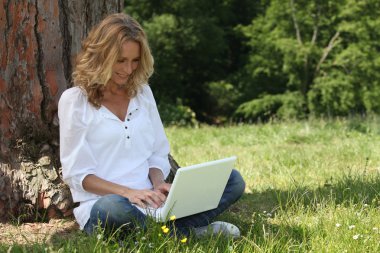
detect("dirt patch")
[0,219,79,246]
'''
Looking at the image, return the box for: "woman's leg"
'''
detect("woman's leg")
[172,169,245,236]
[83,194,146,235]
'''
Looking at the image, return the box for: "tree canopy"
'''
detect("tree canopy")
[125,0,380,124]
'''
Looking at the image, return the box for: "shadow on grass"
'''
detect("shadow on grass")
[37,171,380,251]
[222,171,380,248]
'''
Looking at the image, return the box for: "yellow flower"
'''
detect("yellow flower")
[169,215,176,221]
[161,225,170,234]
[180,237,187,243]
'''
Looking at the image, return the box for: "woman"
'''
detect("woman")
[58,13,245,237]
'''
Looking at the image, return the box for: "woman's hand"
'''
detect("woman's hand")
[82,174,167,208]
[122,188,167,208]
[148,167,171,197]
[153,182,171,196]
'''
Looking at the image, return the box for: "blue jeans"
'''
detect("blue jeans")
[83,169,245,236]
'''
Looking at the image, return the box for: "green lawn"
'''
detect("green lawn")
[2,117,380,252]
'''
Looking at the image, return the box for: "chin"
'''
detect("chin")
[111,78,126,85]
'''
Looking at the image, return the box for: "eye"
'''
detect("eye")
[117,59,125,63]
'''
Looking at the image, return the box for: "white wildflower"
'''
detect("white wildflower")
[349,225,355,230]
[353,234,360,240]
[335,223,341,228]
[97,234,102,240]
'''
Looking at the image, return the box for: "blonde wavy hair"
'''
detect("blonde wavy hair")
[72,13,154,107]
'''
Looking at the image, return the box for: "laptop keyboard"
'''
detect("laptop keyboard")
[146,202,165,211]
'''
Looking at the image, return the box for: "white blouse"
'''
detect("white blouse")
[58,84,171,229]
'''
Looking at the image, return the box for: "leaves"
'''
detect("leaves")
[126,0,380,122]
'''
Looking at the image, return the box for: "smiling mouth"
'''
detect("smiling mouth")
[117,73,129,78]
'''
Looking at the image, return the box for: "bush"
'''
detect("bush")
[361,82,380,114]
[158,99,198,127]
[277,92,306,119]
[233,92,305,122]
[307,71,357,116]
[205,81,241,123]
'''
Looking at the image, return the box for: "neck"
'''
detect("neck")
[106,80,129,96]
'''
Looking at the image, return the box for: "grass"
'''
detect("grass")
[2,117,380,252]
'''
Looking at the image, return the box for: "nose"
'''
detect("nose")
[123,61,133,75]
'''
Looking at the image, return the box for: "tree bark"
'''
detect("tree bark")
[0,0,123,222]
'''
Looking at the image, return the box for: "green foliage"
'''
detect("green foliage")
[234,94,283,122]
[308,70,357,116]
[234,15,288,101]
[125,0,262,122]
[127,1,229,108]
[239,0,380,118]
[234,92,305,122]
[142,14,185,101]
[277,92,306,119]
[125,0,380,121]
[236,0,343,98]
[157,99,198,127]
[306,0,380,116]
[204,80,241,122]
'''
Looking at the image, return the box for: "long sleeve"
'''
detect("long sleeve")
[142,85,171,179]
[58,87,98,195]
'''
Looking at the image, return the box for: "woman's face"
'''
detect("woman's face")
[110,40,140,87]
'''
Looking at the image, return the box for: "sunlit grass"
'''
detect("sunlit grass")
[2,117,380,252]
[167,117,380,192]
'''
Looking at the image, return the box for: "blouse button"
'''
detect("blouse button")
[127,136,130,139]
[125,126,128,129]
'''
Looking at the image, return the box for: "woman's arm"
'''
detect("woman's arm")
[144,85,171,179]
[149,168,171,196]
[83,174,166,208]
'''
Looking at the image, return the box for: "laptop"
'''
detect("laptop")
[136,156,237,222]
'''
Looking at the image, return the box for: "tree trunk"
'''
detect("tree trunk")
[0,0,123,222]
